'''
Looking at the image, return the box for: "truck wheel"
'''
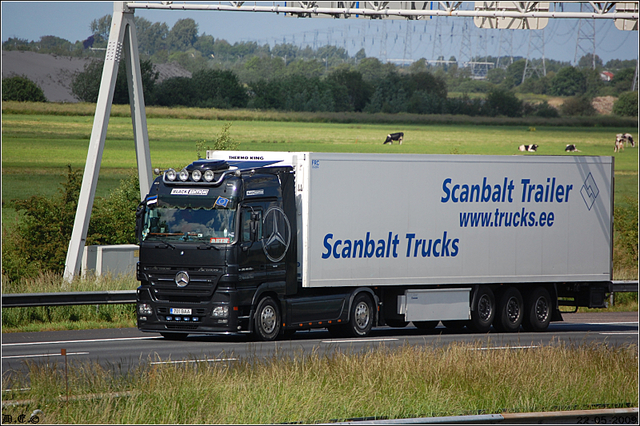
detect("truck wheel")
[468,287,495,333]
[494,287,524,332]
[413,321,439,331]
[345,293,375,337]
[522,287,552,332]
[254,296,281,341]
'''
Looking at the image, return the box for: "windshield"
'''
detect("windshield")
[142,206,236,243]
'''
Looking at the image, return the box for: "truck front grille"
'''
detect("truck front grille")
[143,266,220,304]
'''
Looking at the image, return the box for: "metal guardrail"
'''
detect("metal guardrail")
[1,281,637,309]
[1,290,136,308]
[611,280,639,293]
[326,407,639,424]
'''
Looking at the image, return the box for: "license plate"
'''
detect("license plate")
[170,308,192,315]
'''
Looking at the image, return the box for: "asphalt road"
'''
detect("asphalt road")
[2,312,638,382]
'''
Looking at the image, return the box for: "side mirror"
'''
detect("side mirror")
[250,212,260,240]
[135,201,146,243]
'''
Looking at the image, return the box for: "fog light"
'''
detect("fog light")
[211,305,229,318]
[179,169,189,181]
[204,169,215,182]
[192,170,202,182]
[166,168,176,181]
[138,303,153,315]
[139,316,147,321]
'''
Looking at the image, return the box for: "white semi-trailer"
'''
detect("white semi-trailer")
[135,151,613,340]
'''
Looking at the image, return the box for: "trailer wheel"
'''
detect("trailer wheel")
[522,287,552,332]
[345,293,375,337]
[468,287,495,333]
[254,296,281,341]
[494,287,524,332]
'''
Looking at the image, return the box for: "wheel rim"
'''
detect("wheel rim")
[506,297,521,324]
[477,294,492,322]
[354,301,370,329]
[260,305,277,334]
[535,296,549,323]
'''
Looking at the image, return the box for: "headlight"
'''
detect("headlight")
[204,169,215,182]
[138,303,153,315]
[165,168,176,181]
[192,170,202,182]
[179,169,189,181]
[211,305,229,318]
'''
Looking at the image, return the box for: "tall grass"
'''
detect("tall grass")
[2,342,637,424]
[1,273,137,333]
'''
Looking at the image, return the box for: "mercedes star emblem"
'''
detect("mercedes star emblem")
[262,207,291,262]
[175,271,190,287]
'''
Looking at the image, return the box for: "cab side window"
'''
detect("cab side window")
[241,209,262,242]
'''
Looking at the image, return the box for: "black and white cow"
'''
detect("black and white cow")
[384,132,404,145]
[518,144,538,152]
[565,144,580,152]
[615,133,635,152]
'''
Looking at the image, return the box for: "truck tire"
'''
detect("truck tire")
[468,287,495,333]
[494,287,524,332]
[522,287,552,332]
[254,296,282,341]
[345,293,375,337]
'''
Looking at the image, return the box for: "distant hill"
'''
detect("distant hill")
[2,50,192,103]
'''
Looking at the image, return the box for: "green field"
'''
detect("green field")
[2,112,638,206]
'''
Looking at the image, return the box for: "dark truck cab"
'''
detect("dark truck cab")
[135,158,357,340]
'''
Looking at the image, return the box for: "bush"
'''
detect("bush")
[195,122,239,158]
[560,95,596,116]
[525,101,560,118]
[153,77,198,107]
[2,168,141,283]
[71,59,158,104]
[2,166,81,282]
[485,88,523,117]
[612,91,638,117]
[2,76,47,102]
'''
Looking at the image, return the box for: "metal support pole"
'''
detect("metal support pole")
[63,2,151,281]
[122,8,153,198]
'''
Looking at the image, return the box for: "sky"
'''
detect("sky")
[2,1,638,66]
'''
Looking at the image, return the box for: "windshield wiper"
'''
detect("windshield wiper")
[155,240,176,249]
[197,242,220,251]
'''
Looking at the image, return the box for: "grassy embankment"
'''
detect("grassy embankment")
[2,101,638,333]
[1,342,637,424]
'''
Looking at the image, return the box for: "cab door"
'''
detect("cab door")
[238,204,266,286]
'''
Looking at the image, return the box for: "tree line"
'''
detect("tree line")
[3,13,638,117]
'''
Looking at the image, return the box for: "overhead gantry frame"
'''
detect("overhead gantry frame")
[62,1,638,281]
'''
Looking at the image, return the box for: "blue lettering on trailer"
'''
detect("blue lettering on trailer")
[321,232,458,259]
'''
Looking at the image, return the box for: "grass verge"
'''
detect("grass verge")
[2,342,637,424]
